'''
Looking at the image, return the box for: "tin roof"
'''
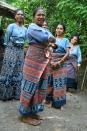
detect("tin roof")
[0,1,16,17]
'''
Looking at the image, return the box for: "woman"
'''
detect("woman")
[66,34,82,91]
[42,21,56,105]
[42,21,48,29]
[42,20,57,57]
[46,23,70,109]
[0,9,27,100]
[18,7,55,125]
[0,28,5,72]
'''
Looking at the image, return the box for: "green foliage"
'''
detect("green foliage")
[1,0,87,57]
[80,44,87,59]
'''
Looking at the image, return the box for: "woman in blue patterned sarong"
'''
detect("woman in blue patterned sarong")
[46,23,70,109]
[0,9,27,100]
[66,34,82,91]
[18,7,55,125]
[0,28,5,72]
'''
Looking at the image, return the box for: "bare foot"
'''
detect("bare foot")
[60,106,64,111]
[44,100,51,105]
[19,116,41,126]
[43,99,46,104]
[47,103,52,108]
[67,92,73,96]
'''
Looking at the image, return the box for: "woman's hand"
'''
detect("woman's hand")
[51,61,61,68]
[49,43,58,49]
[48,37,55,43]
[57,61,61,66]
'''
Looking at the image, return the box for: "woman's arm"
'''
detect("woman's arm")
[4,24,14,45]
[27,28,48,43]
[77,46,82,69]
[27,26,55,44]
[58,48,69,65]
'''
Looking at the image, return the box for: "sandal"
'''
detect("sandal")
[19,116,41,126]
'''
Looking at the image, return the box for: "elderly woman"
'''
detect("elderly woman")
[0,28,5,72]
[0,9,27,101]
[18,7,55,125]
[66,34,82,91]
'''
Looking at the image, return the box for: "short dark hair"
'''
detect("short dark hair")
[57,22,66,32]
[33,7,44,17]
[70,34,80,42]
[14,9,24,17]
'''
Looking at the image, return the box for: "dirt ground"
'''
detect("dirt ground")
[0,92,87,131]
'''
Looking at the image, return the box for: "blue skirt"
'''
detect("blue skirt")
[0,45,24,100]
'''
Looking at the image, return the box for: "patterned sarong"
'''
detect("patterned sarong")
[66,55,78,89]
[46,52,67,108]
[19,44,49,116]
[0,43,24,100]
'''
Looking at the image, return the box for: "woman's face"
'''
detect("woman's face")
[42,21,48,29]
[34,9,45,26]
[56,24,64,36]
[15,10,24,23]
[71,36,78,45]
